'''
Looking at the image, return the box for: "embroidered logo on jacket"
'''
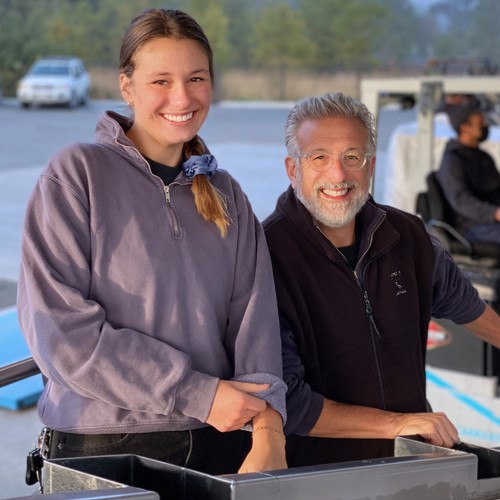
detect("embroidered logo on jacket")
[390,270,407,296]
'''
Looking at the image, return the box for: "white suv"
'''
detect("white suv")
[17,56,91,108]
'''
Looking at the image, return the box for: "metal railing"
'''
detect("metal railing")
[0,357,40,388]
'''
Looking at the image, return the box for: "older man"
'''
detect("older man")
[263,92,500,467]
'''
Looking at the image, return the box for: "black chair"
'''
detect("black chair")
[416,171,500,267]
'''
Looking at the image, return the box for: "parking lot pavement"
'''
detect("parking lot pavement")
[0,406,42,499]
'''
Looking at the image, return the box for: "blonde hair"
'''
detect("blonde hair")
[183,136,231,238]
[120,9,230,237]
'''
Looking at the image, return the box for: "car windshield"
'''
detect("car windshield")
[30,65,70,76]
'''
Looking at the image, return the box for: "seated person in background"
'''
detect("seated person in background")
[437,101,500,244]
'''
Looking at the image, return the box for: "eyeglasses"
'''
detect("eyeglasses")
[298,149,371,172]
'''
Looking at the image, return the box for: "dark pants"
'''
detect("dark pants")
[48,426,252,475]
[465,223,500,245]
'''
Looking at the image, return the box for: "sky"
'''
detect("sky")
[410,0,439,12]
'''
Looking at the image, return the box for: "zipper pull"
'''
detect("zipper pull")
[164,185,171,203]
[363,291,382,338]
[363,290,372,315]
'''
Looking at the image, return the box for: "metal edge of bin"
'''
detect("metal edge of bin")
[43,454,221,500]
[216,447,478,500]
[4,487,158,500]
[215,437,500,500]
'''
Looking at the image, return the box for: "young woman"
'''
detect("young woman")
[18,8,286,475]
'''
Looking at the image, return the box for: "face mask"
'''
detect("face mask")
[479,125,489,143]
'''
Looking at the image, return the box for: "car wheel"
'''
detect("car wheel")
[80,90,89,106]
[21,102,30,109]
[67,92,78,109]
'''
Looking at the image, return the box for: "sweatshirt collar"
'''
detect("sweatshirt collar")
[277,185,398,263]
[94,111,195,187]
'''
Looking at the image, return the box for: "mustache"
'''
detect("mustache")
[314,181,357,191]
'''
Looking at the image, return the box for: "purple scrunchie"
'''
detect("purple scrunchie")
[181,154,218,179]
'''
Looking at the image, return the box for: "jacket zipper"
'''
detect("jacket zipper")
[118,140,183,238]
[163,185,181,238]
[355,266,387,410]
[355,216,384,343]
[315,210,389,410]
[352,213,386,408]
[362,288,382,339]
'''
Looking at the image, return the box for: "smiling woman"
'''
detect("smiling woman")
[117,34,230,235]
[16,8,287,478]
[119,37,212,165]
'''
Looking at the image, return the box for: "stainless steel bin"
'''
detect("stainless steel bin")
[42,438,500,500]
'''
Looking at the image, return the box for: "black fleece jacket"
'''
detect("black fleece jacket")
[263,187,485,466]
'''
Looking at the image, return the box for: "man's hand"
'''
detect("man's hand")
[310,399,460,447]
[494,207,500,222]
[206,380,269,432]
[391,411,460,448]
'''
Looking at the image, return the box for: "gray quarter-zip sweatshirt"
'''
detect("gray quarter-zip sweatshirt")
[17,111,286,433]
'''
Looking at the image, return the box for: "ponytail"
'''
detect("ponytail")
[183,136,231,238]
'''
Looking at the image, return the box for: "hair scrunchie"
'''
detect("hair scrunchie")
[182,154,218,179]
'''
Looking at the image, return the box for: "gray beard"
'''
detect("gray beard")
[296,181,369,229]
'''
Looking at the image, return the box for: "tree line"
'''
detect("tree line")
[1,0,499,96]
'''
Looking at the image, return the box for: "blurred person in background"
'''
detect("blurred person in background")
[437,101,500,245]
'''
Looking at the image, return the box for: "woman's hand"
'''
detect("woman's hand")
[206,380,269,432]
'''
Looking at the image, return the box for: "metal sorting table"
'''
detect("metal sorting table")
[40,437,500,500]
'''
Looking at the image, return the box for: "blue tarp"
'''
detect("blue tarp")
[0,307,43,410]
